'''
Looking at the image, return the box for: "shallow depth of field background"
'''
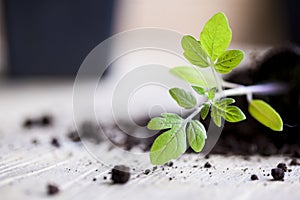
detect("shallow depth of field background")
[0,0,298,77]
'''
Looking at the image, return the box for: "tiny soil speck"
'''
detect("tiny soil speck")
[111,165,130,184]
[47,184,59,196]
[271,168,285,181]
[204,162,212,168]
[290,158,300,166]
[250,174,259,180]
[51,138,60,148]
[144,169,151,175]
[277,163,287,172]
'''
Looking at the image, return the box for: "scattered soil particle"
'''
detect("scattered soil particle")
[111,165,130,184]
[169,177,173,181]
[152,166,157,171]
[47,184,59,196]
[292,149,300,158]
[103,176,107,180]
[271,168,285,181]
[41,115,53,126]
[23,115,53,129]
[192,165,198,168]
[288,169,292,172]
[31,138,39,145]
[51,138,60,148]
[67,131,81,142]
[23,119,33,128]
[79,121,103,144]
[277,163,288,172]
[204,155,210,159]
[92,178,97,182]
[144,169,151,175]
[204,162,212,168]
[166,161,173,167]
[290,158,300,166]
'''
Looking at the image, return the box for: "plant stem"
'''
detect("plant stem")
[211,67,223,93]
[216,82,288,101]
[184,105,203,123]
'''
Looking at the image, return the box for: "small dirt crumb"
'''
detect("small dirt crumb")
[290,158,300,166]
[23,119,33,128]
[31,138,39,145]
[250,174,258,181]
[67,131,81,142]
[51,138,60,148]
[288,169,292,172]
[47,184,59,196]
[169,177,172,181]
[41,115,52,126]
[103,176,107,180]
[204,162,212,168]
[292,149,300,158]
[193,165,198,168]
[271,168,285,181]
[144,169,151,175]
[277,163,287,172]
[204,154,210,159]
[92,178,96,181]
[111,165,130,184]
[166,161,173,167]
[152,166,157,171]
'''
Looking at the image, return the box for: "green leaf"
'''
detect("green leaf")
[207,87,217,100]
[192,86,206,95]
[216,98,235,107]
[147,113,182,130]
[248,99,283,131]
[200,12,232,61]
[200,103,210,120]
[224,106,246,123]
[150,125,186,165]
[215,50,244,74]
[170,66,209,87]
[169,88,197,109]
[187,120,207,152]
[182,35,210,68]
[211,99,246,126]
[211,105,222,127]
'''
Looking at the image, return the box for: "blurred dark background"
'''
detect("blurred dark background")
[0,0,299,77]
[3,0,115,76]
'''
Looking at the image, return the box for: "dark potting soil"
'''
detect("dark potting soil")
[250,174,259,181]
[215,46,300,156]
[104,46,300,157]
[67,131,81,142]
[51,138,60,148]
[271,168,285,181]
[204,162,212,168]
[23,114,53,129]
[290,158,300,166]
[47,184,60,196]
[277,163,288,172]
[111,165,131,184]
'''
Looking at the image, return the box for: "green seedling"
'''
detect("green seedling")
[147,12,284,165]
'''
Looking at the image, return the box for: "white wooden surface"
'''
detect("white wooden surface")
[0,80,300,200]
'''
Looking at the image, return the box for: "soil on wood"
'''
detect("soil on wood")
[104,46,300,157]
[47,184,60,196]
[111,165,131,184]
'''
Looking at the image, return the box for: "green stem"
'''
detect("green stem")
[216,82,288,101]
[211,67,223,97]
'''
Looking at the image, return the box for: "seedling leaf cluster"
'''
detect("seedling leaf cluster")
[147,12,283,165]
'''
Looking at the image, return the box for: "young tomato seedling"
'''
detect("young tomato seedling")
[147,12,284,165]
